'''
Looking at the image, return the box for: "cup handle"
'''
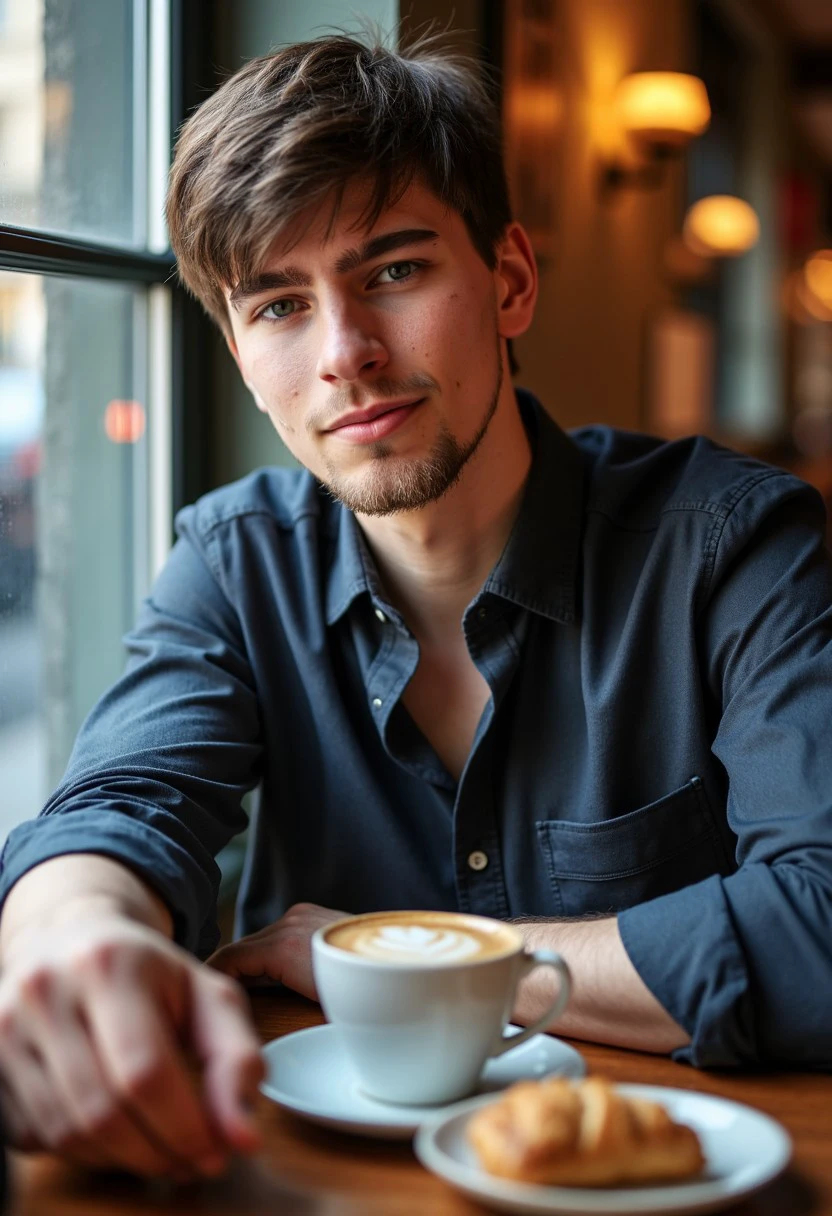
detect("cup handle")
[488,949,572,1060]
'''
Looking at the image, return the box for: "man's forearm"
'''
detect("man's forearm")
[513,917,690,1055]
[0,854,174,963]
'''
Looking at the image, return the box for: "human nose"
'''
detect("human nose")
[315,299,388,384]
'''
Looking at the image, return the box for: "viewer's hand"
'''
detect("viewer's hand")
[0,916,264,1177]
[207,902,345,1001]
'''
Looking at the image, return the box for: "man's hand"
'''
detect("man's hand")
[207,903,345,1000]
[0,914,265,1177]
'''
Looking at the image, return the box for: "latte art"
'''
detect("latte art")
[324,911,519,965]
[350,924,482,962]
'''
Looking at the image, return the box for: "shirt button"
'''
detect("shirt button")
[374,608,387,623]
[371,697,383,709]
[477,606,488,621]
[467,850,489,872]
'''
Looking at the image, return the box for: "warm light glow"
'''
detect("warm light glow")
[585,26,631,164]
[104,399,146,444]
[615,72,711,147]
[804,250,832,309]
[795,271,832,323]
[683,196,760,257]
[506,84,564,133]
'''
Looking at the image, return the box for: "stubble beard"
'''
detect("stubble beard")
[321,348,504,517]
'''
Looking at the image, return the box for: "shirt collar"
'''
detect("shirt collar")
[484,390,585,624]
[325,389,586,627]
[325,499,384,626]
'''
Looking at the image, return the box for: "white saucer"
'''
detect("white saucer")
[261,1023,585,1139]
[414,1083,792,1215]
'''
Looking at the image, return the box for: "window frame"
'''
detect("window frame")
[0,0,217,540]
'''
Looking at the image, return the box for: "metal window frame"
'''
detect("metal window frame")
[0,225,174,283]
[169,0,219,515]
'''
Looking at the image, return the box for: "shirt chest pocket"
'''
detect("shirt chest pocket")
[535,778,734,918]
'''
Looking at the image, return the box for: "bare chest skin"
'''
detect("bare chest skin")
[401,638,492,782]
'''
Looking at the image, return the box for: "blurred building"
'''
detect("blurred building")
[0,0,45,825]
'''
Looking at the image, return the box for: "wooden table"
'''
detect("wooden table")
[9,991,832,1214]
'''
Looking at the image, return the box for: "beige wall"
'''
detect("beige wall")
[515,0,690,432]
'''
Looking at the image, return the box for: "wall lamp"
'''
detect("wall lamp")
[602,72,711,195]
[787,249,832,322]
[683,196,760,257]
[663,196,760,288]
[803,249,832,313]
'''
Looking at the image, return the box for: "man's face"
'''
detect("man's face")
[224,180,513,516]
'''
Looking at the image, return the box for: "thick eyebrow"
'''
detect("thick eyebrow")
[229,227,439,310]
[333,227,439,274]
[229,267,312,309]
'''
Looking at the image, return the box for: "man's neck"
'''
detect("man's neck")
[356,393,532,645]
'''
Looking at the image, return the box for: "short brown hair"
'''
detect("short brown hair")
[166,32,512,337]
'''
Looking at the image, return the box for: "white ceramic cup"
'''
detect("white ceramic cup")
[311,909,572,1106]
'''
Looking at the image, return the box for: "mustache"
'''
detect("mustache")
[307,373,439,432]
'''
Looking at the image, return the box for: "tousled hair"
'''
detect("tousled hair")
[166,31,514,345]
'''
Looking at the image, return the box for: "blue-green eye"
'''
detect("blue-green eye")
[261,299,298,320]
[380,261,417,282]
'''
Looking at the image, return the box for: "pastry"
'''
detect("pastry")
[467,1076,705,1187]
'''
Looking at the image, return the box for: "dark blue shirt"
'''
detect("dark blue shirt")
[3,393,832,1069]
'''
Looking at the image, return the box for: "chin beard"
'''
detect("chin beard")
[321,358,504,517]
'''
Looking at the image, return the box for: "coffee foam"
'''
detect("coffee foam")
[325,913,517,965]
[350,924,481,962]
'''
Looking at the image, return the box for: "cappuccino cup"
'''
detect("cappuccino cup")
[312,910,572,1106]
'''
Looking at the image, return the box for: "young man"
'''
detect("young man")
[0,34,830,1178]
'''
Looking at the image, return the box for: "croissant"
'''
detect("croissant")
[467,1076,705,1187]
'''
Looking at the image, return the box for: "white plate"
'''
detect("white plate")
[414,1083,792,1215]
[261,1023,585,1140]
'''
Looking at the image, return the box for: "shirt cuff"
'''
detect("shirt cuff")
[618,874,757,1067]
[0,812,221,957]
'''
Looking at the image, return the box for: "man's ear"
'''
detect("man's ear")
[494,222,538,342]
[225,332,269,414]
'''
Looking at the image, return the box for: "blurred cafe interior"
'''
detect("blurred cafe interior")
[1,0,832,898]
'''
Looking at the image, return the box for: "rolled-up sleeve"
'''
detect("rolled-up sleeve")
[619,477,832,1068]
[0,506,261,957]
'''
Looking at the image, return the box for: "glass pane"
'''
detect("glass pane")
[0,270,150,840]
[0,0,141,246]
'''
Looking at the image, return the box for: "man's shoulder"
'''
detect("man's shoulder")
[177,466,334,540]
[567,425,806,529]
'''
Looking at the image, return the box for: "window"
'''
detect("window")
[0,0,175,838]
[0,1,141,246]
